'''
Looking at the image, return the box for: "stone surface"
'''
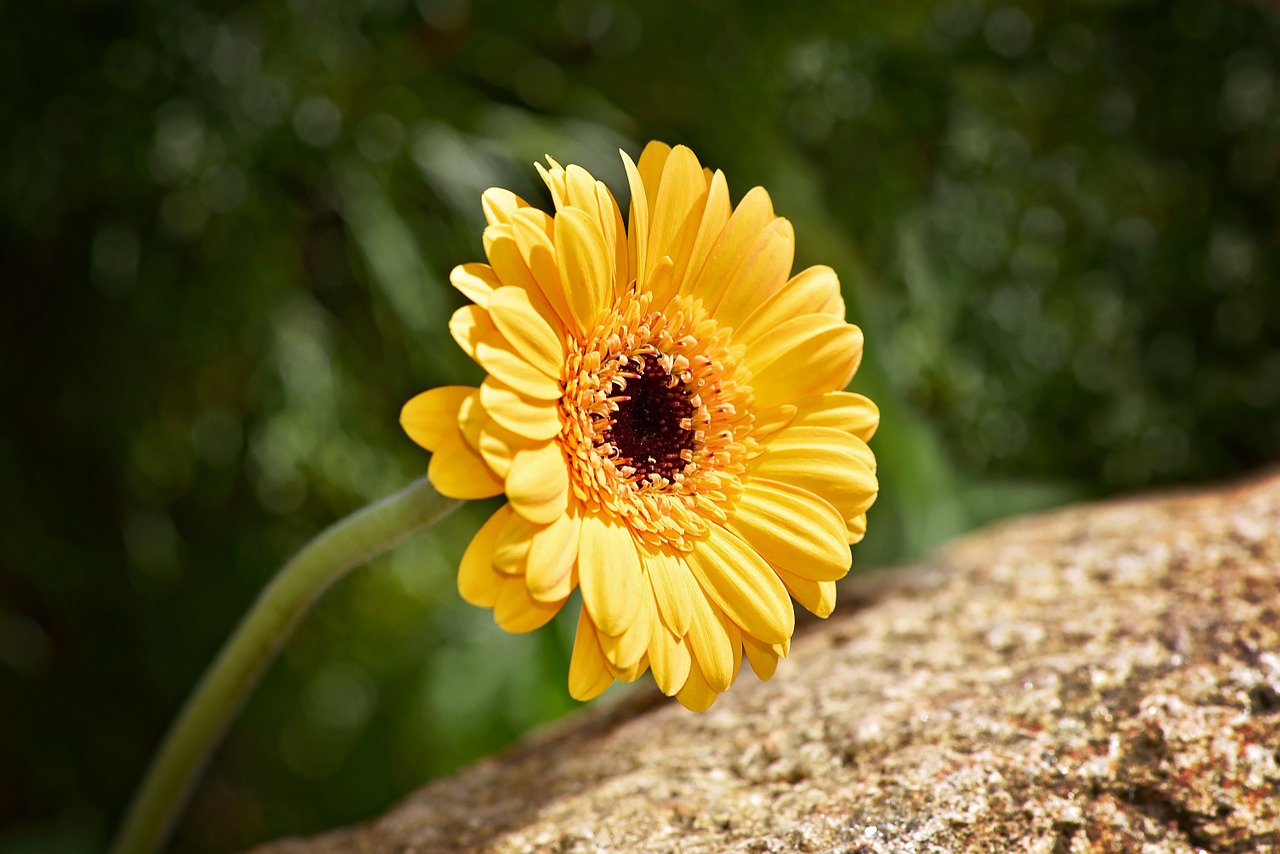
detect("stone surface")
[254,473,1280,853]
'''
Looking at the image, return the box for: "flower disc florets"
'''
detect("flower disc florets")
[561,290,756,552]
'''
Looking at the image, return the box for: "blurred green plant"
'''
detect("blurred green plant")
[1,0,1275,851]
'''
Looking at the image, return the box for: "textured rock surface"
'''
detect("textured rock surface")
[254,473,1280,853]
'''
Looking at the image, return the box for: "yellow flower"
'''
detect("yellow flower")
[401,142,878,711]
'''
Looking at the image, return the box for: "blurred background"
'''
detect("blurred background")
[2,0,1277,850]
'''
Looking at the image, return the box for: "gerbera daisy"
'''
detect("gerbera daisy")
[401,142,878,711]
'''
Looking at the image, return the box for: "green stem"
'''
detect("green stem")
[111,476,462,854]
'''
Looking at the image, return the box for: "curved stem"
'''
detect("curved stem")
[111,476,462,854]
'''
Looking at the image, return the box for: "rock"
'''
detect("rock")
[253,473,1280,853]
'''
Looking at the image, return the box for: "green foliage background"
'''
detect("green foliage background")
[2,0,1277,851]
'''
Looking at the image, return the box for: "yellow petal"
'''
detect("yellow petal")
[456,391,488,452]
[792,390,880,443]
[707,217,795,327]
[598,591,652,669]
[675,647,719,712]
[449,263,501,307]
[751,426,878,522]
[683,576,736,692]
[773,564,837,619]
[751,404,797,441]
[685,185,774,306]
[621,149,649,286]
[642,255,676,313]
[510,208,577,333]
[847,471,879,511]
[505,442,569,524]
[610,652,650,684]
[748,319,864,409]
[554,206,613,333]
[722,605,744,683]
[551,164,627,302]
[560,163,599,218]
[400,386,473,452]
[534,160,569,209]
[540,163,624,300]
[734,265,845,347]
[681,169,731,290]
[645,145,708,285]
[494,575,564,633]
[744,314,839,375]
[457,504,511,607]
[847,511,868,544]
[492,508,536,574]
[741,634,780,681]
[483,224,540,293]
[474,329,562,400]
[684,524,794,646]
[647,623,691,696]
[850,436,876,471]
[428,428,504,499]
[486,286,565,379]
[481,187,530,226]
[479,377,562,441]
[635,140,672,211]
[448,304,489,359]
[568,609,614,701]
[596,180,629,300]
[569,163,606,211]
[476,416,535,479]
[727,478,851,582]
[526,509,580,602]
[642,544,694,637]
[577,514,643,637]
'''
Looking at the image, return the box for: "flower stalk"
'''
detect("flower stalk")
[111,476,461,854]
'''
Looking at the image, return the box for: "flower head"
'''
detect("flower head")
[402,142,878,710]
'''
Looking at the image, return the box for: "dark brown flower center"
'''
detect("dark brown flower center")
[602,357,695,483]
